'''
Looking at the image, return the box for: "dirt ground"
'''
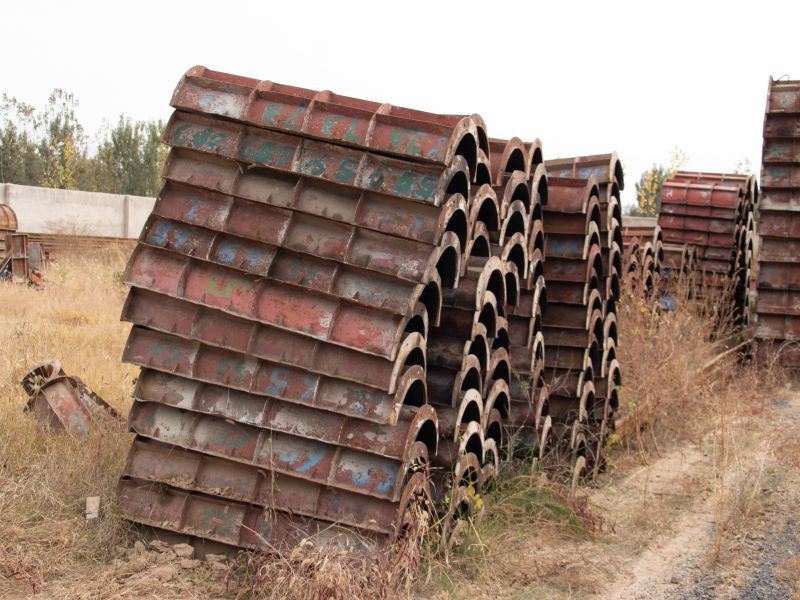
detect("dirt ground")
[429,385,800,600]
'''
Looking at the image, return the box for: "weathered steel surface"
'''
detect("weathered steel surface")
[164,111,473,209]
[122,289,426,394]
[118,66,499,551]
[171,66,481,173]
[123,326,430,426]
[546,153,625,190]
[755,77,800,365]
[540,175,610,470]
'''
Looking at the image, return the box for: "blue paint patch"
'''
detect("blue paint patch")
[264,368,289,397]
[295,448,325,474]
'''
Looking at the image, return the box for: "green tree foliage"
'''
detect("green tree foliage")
[632,164,668,216]
[631,147,688,217]
[0,89,165,196]
[93,117,166,196]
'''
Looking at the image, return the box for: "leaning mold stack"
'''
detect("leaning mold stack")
[117,66,485,552]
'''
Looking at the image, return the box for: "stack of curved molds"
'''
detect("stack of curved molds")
[426,184,521,524]
[546,154,624,310]
[621,216,664,297]
[663,170,758,327]
[545,155,623,472]
[540,177,606,476]
[756,77,800,366]
[117,66,487,552]
[488,138,549,458]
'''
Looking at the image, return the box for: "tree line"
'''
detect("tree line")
[0,89,166,197]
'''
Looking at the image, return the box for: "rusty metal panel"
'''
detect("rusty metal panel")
[756,77,800,365]
[545,153,624,190]
[153,180,451,282]
[132,369,436,460]
[123,327,429,426]
[118,478,380,550]
[122,437,415,535]
[123,245,414,360]
[128,401,414,502]
[122,289,425,395]
[170,66,480,171]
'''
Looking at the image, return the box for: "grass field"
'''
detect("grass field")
[0,252,793,599]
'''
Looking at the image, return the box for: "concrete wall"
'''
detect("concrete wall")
[0,183,155,238]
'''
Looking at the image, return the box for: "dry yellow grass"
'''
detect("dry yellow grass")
[0,250,138,595]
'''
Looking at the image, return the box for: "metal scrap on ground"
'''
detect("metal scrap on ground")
[21,360,121,435]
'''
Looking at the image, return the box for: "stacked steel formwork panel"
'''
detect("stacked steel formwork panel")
[117,66,489,551]
[756,77,800,366]
[621,216,664,295]
[116,66,635,554]
[117,66,562,554]
[659,171,757,326]
[544,155,623,474]
[488,139,549,460]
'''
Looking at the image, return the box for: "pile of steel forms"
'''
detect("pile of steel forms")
[116,66,622,553]
[544,155,623,475]
[621,216,664,295]
[658,170,758,326]
[756,77,800,366]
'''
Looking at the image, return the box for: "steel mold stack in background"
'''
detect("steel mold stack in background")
[756,77,800,367]
[117,66,487,552]
[659,171,758,328]
[621,216,664,296]
[544,155,623,476]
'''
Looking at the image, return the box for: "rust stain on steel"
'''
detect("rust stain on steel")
[127,400,423,502]
[123,437,429,537]
[122,289,426,395]
[755,77,800,364]
[118,478,382,551]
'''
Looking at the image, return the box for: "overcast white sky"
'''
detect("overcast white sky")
[2,0,798,208]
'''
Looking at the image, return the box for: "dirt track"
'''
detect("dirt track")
[438,387,800,600]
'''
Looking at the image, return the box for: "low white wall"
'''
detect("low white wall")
[0,183,155,238]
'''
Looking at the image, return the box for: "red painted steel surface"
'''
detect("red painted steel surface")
[171,66,481,173]
[756,77,800,365]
